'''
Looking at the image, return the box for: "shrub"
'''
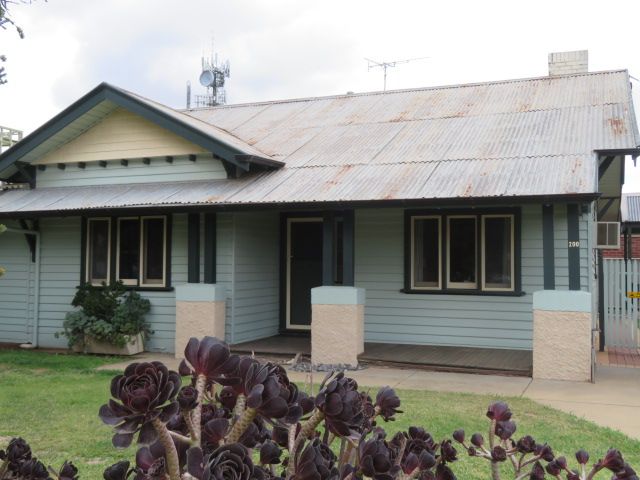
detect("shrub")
[57,281,152,348]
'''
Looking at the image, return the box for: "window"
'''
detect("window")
[406,209,519,294]
[86,215,168,287]
[411,216,441,289]
[86,218,110,285]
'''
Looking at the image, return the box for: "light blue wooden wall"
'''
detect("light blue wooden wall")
[354,204,590,350]
[229,212,280,344]
[36,155,226,188]
[0,221,33,344]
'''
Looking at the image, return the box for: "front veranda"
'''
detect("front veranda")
[174,202,591,379]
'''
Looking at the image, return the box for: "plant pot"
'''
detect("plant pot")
[72,333,145,355]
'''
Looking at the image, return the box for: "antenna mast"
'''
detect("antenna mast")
[365,56,430,91]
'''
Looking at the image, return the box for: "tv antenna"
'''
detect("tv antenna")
[365,56,430,91]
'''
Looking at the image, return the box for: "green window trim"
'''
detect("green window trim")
[80,214,172,289]
[403,208,522,296]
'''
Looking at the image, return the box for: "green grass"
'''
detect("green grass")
[1,350,639,478]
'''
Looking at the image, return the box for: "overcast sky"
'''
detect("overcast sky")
[2,0,640,189]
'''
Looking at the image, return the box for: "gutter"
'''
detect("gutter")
[4,227,41,348]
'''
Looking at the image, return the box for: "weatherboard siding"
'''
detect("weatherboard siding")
[36,155,226,188]
[0,221,33,344]
[354,205,588,350]
[230,212,280,344]
[33,108,208,165]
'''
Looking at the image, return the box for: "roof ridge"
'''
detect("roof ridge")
[182,69,629,112]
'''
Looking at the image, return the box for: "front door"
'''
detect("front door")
[286,218,323,330]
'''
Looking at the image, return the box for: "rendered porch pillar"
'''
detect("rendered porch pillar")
[311,286,365,368]
[532,290,592,382]
[174,284,226,358]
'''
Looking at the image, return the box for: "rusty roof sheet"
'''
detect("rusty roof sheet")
[0,70,638,213]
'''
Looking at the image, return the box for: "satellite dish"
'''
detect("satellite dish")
[199,69,215,87]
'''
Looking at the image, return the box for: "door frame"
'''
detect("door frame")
[284,216,323,331]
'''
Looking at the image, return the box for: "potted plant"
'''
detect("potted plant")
[58,281,152,355]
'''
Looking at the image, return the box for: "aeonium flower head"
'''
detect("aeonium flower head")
[55,461,79,480]
[232,357,290,419]
[179,336,240,384]
[358,430,401,479]
[99,361,181,448]
[374,386,402,421]
[187,444,255,480]
[596,449,626,473]
[103,460,133,480]
[294,438,339,480]
[314,371,364,436]
[486,401,512,422]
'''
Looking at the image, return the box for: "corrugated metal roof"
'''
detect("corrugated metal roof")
[0,70,638,213]
[0,154,596,213]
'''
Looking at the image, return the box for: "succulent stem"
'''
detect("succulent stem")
[191,374,207,444]
[152,417,181,480]
[287,409,325,478]
[226,407,257,444]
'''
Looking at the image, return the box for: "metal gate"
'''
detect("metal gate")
[602,258,640,348]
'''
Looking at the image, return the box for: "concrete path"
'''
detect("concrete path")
[99,356,640,440]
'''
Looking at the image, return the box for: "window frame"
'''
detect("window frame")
[85,217,111,286]
[404,208,522,296]
[82,214,171,290]
[410,215,442,291]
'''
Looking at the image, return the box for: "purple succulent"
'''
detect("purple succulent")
[516,435,536,454]
[486,401,512,422]
[55,461,79,480]
[470,433,484,448]
[529,461,545,480]
[534,443,555,462]
[575,449,589,465]
[259,440,282,465]
[0,437,32,475]
[18,458,51,479]
[314,372,364,437]
[452,429,465,444]
[358,431,400,480]
[103,461,133,480]
[99,362,181,448]
[177,386,199,411]
[187,443,254,480]
[293,439,338,480]
[134,446,166,480]
[491,446,507,462]
[597,449,626,472]
[494,420,517,440]
[435,463,456,480]
[405,427,437,457]
[439,440,458,463]
[179,337,240,384]
[374,386,402,421]
[232,357,290,419]
[201,418,230,452]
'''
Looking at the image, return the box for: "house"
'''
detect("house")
[0,50,638,380]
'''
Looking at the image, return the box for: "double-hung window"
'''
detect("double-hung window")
[406,209,519,294]
[85,216,168,287]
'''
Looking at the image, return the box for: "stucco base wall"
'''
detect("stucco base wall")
[175,301,226,358]
[533,309,591,381]
[311,304,364,367]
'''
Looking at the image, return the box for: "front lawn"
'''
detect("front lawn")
[1,350,639,478]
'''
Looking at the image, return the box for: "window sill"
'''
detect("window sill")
[401,288,525,297]
[78,285,174,292]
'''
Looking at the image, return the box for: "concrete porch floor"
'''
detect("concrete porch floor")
[231,336,532,376]
[98,355,640,440]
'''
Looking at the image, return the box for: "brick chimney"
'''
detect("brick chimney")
[548,50,588,76]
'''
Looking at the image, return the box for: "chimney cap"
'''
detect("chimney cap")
[548,50,588,76]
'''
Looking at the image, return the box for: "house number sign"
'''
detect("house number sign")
[568,241,580,248]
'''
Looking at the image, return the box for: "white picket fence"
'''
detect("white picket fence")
[603,258,640,348]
